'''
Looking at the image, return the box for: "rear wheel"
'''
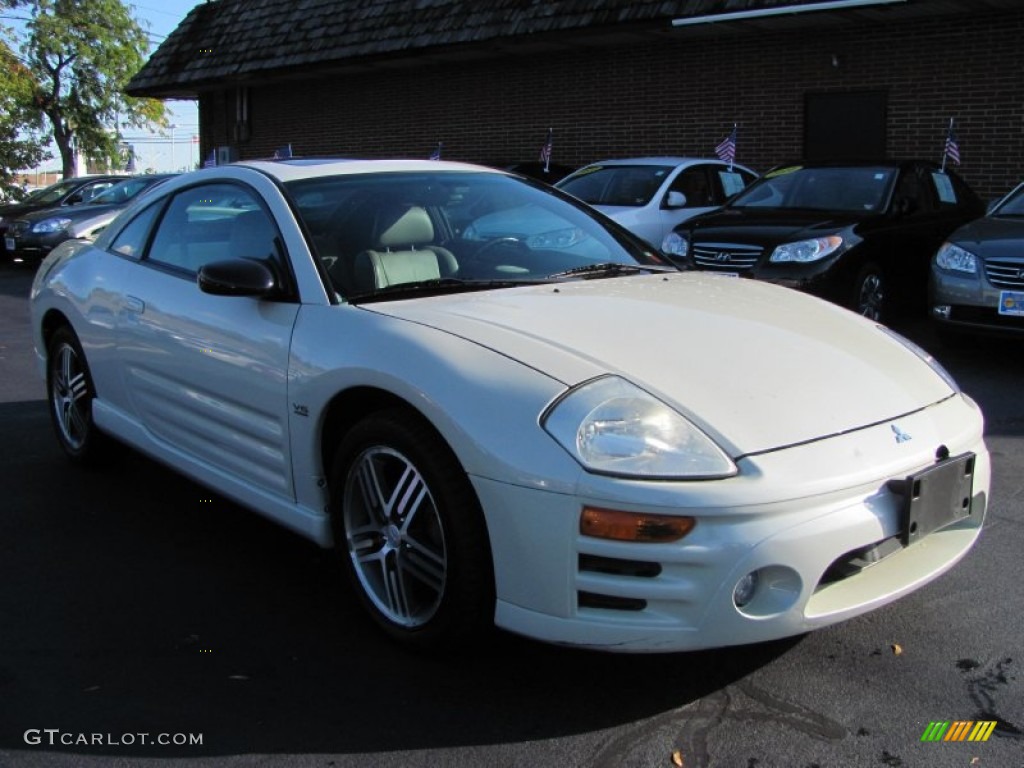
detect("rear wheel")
[852,263,885,322]
[330,409,494,649]
[46,326,118,465]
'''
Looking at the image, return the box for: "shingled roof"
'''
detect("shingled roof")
[126,0,836,98]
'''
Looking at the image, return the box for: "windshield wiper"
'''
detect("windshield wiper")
[347,276,544,302]
[546,262,678,280]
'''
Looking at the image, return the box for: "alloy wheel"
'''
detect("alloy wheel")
[342,445,448,628]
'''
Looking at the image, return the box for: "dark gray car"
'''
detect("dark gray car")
[4,175,175,264]
[929,181,1024,341]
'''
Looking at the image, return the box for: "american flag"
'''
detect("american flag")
[539,128,553,172]
[715,125,737,168]
[272,143,293,160]
[429,141,443,161]
[203,149,217,168]
[944,123,961,166]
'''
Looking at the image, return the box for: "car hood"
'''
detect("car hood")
[366,273,953,455]
[949,215,1024,258]
[684,207,871,243]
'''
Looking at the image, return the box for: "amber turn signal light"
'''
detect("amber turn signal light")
[580,506,695,543]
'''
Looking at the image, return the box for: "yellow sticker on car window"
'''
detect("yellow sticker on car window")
[764,165,802,179]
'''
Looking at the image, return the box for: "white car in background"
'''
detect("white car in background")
[31,158,987,653]
[556,157,757,247]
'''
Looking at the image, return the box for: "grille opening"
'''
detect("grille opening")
[578,591,647,611]
[818,536,903,587]
[578,554,662,578]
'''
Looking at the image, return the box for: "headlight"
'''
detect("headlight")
[31,217,72,234]
[542,376,736,479]
[661,231,689,257]
[769,236,843,263]
[526,227,585,249]
[878,326,960,393]
[934,242,978,275]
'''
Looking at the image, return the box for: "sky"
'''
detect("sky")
[122,0,202,173]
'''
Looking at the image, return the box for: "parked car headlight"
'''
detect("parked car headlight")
[542,376,736,479]
[32,217,72,234]
[661,231,689,257]
[769,236,843,263]
[934,242,978,275]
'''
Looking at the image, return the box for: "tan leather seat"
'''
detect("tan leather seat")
[348,206,457,294]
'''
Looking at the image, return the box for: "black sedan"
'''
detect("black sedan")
[661,160,985,321]
[4,174,176,264]
[1,175,125,260]
[930,181,1024,340]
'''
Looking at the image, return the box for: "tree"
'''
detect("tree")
[21,0,166,178]
[0,28,48,199]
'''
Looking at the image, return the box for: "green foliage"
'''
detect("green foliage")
[19,0,167,177]
[0,32,49,199]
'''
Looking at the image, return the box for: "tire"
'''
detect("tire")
[852,263,885,322]
[330,409,494,650]
[46,326,119,466]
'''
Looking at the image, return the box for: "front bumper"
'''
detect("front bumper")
[930,268,1024,336]
[473,394,988,652]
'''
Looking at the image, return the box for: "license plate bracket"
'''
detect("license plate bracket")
[892,453,975,546]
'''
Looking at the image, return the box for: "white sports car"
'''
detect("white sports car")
[31,159,988,652]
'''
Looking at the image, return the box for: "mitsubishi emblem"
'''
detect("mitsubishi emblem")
[891,424,912,444]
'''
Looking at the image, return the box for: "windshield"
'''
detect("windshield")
[992,184,1024,217]
[87,177,163,205]
[557,165,674,207]
[26,179,82,206]
[730,166,896,212]
[285,171,670,301]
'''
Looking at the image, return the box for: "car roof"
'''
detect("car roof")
[233,158,507,183]
[575,157,737,168]
[764,159,931,171]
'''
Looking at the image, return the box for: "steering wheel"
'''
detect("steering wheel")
[474,237,527,259]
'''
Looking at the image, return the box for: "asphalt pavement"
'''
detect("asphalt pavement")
[0,263,1021,768]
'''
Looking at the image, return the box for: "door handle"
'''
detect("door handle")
[124,296,145,314]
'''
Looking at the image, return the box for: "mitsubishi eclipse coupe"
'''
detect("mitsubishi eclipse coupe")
[31,159,989,652]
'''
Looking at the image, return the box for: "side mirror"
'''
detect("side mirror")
[665,191,687,209]
[893,197,918,216]
[198,259,277,297]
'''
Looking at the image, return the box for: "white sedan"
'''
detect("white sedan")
[31,159,988,652]
[556,157,757,247]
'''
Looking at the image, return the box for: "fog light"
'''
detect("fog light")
[932,305,952,320]
[733,571,760,608]
[580,506,695,542]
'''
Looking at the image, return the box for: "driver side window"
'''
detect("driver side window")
[145,184,277,275]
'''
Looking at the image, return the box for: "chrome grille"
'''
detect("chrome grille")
[692,242,763,271]
[985,259,1024,289]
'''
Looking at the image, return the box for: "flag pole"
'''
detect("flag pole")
[730,123,736,172]
[941,117,953,172]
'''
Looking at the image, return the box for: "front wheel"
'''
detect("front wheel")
[852,263,886,322]
[46,326,118,465]
[330,409,494,649]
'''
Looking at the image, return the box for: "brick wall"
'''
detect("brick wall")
[204,9,1023,201]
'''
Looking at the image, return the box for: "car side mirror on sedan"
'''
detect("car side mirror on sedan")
[893,197,918,217]
[664,191,687,209]
[197,259,278,297]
